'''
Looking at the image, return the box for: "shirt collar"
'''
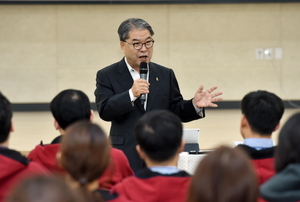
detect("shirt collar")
[149,166,180,175]
[243,138,274,150]
[124,57,150,73]
[124,57,137,73]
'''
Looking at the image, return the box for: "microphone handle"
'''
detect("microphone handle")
[140,73,147,105]
[140,97,145,105]
[140,93,146,103]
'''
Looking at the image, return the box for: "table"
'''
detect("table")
[177,152,207,175]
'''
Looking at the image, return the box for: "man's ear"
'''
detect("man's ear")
[178,140,185,153]
[10,119,14,132]
[54,119,60,130]
[240,114,253,139]
[90,110,94,122]
[241,115,247,128]
[120,41,125,54]
[136,145,146,160]
[274,122,280,132]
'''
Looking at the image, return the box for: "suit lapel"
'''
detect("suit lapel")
[116,58,134,91]
[146,63,161,111]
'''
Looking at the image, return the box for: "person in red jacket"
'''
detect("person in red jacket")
[112,110,190,202]
[0,92,48,202]
[27,89,133,189]
[236,90,284,185]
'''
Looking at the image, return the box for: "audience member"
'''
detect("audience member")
[112,109,190,202]
[57,120,132,202]
[6,175,81,202]
[27,89,133,189]
[187,145,258,202]
[0,92,48,202]
[260,112,300,202]
[236,90,284,185]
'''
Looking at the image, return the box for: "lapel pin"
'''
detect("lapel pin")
[156,77,159,81]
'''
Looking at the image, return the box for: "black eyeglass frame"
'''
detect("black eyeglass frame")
[123,40,155,50]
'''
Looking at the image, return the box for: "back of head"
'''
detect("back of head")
[118,18,154,41]
[60,120,110,202]
[7,175,81,202]
[134,110,183,162]
[0,92,12,143]
[241,90,284,135]
[275,112,300,172]
[50,89,91,130]
[60,121,110,184]
[187,146,258,202]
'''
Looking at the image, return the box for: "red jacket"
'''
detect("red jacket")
[27,136,134,189]
[97,148,134,189]
[97,189,134,202]
[27,143,63,173]
[237,145,275,185]
[237,145,276,202]
[112,168,191,202]
[252,158,275,185]
[0,148,48,202]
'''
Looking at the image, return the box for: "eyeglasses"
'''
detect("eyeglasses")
[123,40,155,50]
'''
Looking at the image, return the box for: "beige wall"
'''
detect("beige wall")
[1,3,300,151]
[0,3,300,103]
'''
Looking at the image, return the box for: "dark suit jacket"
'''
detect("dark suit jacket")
[95,58,204,172]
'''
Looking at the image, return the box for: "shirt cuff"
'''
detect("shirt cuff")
[129,89,138,102]
[192,100,204,117]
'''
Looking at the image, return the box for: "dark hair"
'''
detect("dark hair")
[60,121,110,202]
[187,146,258,202]
[50,89,91,130]
[241,90,284,135]
[118,18,154,41]
[0,92,12,143]
[275,112,300,172]
[134,110,182,162]
[7,175,81,202]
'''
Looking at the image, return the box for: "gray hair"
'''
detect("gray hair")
[118,18,155,41]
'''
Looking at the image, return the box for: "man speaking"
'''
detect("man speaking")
[94,18,223,172]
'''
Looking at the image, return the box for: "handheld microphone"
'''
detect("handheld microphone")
[139,62,148,105]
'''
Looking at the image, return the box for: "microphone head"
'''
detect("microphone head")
[140,62,148,74]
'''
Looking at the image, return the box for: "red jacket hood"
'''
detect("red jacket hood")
[27,144,62,172]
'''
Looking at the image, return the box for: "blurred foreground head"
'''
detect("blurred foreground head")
[7,175,81,202]
[187,145,258,202]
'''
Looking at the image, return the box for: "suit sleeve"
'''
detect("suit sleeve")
[95,69,134,121]
[168,69,204,122]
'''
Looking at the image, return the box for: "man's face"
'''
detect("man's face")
[120,28,153,70]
